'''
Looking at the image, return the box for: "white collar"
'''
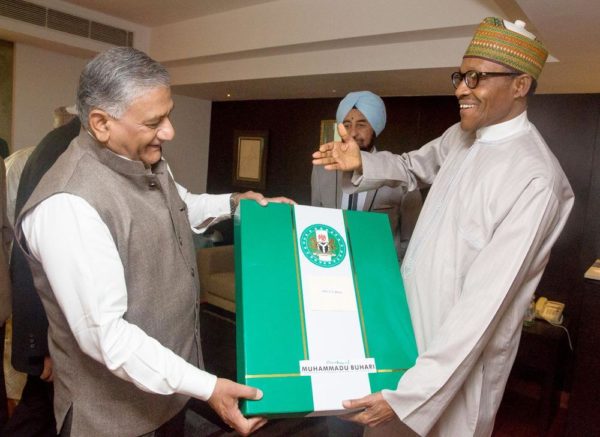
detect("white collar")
[476,111,529,142]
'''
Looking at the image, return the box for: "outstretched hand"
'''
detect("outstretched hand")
[341,391,395,428]
[312,123,363,172]
[207,378,268,436]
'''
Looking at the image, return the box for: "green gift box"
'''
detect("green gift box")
[234,200,417,417]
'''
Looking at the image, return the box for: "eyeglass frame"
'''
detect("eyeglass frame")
[451,70,521,90]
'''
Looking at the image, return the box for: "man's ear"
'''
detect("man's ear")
[88,109,112,143]
[513,74,532,98]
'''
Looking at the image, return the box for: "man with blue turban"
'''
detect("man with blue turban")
[311,91,422,260]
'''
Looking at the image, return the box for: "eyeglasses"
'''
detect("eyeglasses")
[451,70,521,89]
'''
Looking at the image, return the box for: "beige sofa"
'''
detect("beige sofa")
[196,245,236,313]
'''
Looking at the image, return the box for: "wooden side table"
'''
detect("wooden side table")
[512,317,569,434]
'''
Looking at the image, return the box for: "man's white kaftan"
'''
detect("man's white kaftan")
[348,112,573,436]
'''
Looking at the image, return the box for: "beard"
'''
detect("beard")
[359,138,375,152]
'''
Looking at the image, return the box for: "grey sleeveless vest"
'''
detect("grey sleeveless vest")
[16,131,203,436]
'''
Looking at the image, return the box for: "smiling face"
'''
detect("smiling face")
[455,58,528,133]
[343,108,376,151]
[90,86,175,166]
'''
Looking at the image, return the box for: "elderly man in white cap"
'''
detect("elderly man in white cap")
[311,91,422,261]
[314,18,573,436]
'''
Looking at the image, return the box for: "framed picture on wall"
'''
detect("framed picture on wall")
[233,130,269,190]
[319,119,341,145]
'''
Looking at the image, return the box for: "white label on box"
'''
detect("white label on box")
[299,358,377,376]
[306,276,356,312]
[294,205,371,411]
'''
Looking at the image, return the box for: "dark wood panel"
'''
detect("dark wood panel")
[414,96,461,146]
[208,98,339,204]
[581,97,600,265]
[527,95,599,325]
[208,96,459,203]
[566,280,600,436]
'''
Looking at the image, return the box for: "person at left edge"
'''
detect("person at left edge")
[4,113,81,437]
[15,47,293,437]
[1,157,13,429]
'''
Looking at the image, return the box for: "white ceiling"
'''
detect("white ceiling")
[61,0,282,26]
[48,0,600,100]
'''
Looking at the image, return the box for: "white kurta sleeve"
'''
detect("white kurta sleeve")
[21,193,218,400]
[383,178,563,435]
[347,127,455,193]
[173,181,230,234]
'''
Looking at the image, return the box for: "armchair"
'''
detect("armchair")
[196,245,236,313]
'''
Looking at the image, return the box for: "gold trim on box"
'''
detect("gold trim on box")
[245,369,408,379]
[377,368,409,373]
[291,211,309,360]
[246,373,303,379]
[244,210,308,382]
[353,269,370,357]
[343,211,371,358]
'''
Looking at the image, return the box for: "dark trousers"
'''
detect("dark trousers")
[0,324,7,429]
[326,415,364,437]
[3,375,56,436]
[144,407,187,437]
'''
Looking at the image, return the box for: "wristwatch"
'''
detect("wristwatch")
[230,192,240,216]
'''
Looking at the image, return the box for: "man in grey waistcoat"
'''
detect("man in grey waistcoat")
[15,47,290,437]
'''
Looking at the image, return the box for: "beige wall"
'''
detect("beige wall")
[10,43,212,192]
[12,43,87,149]
[0,40,13,150]
[163,94,212,193]
[3,0,151,150]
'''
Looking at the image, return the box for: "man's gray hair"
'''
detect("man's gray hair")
[77,47,170,129]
